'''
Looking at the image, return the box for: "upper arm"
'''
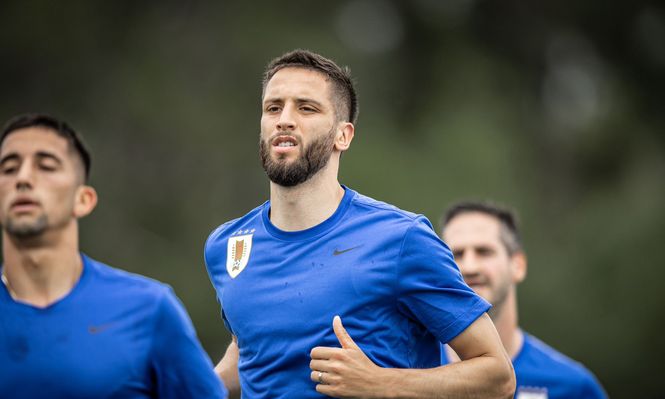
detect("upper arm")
[151,288,228,398]
[396,217,491,343]
[448,313,507,361]
[448,313,515,397]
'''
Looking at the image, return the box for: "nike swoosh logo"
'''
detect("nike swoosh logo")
[88,324,113,334]
[333,245,363,256]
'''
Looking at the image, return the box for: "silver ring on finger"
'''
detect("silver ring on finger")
[317,371,325,384]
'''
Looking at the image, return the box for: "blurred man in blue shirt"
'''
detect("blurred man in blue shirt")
[0,113,227,399]
[440,200,607,399]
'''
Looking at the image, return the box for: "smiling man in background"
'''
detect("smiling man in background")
[440,200,607,399]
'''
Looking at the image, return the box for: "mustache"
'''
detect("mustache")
[262,132,303,145]
[463,276,489,286]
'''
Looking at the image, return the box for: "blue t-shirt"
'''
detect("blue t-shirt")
[205,186,490,398]
[513,332,607,399]
[441,331,607,399]
[0,254,227,399]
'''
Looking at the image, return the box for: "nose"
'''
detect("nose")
[276,103,296,132]
[15,161,34,191]
[456,251,480,276]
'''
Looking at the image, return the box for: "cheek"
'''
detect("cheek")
[49,184,78,210]
[491,265,513,284]
[0,179,12,192]
[260,116,274,134]
[482,262,505,280]
[0,183,14,213]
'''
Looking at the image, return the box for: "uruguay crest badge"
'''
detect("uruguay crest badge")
[226,232,253,278]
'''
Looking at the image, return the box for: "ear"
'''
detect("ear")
[73,185,98,219]
[334,122,354,152]
[510,251,527,284]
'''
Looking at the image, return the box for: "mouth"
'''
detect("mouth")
[272,135,299,147]
[463,279,488,289]
[10,198,40,212]
[270,135,299,155]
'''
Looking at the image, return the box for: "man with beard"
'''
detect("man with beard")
[0,114,227,399]
[440,201,607,399]
[204,49,515,398]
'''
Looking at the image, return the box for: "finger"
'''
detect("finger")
[315,384,341,398]
[309,359,333,372]
[310,346,343,359]
[315,383,334,396]
[310,370,326,383]
[333,315,359,350]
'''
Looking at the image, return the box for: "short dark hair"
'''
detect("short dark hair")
[262,49,359,124]
[441,200,523,255]
[1,113,91,182]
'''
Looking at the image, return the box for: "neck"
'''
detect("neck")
[1,224,83,308]
[269,160,344,231]
[491,290,523,359]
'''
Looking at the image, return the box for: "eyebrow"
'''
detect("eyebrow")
[263,97,325,108]
[35,151,64,165]
[0,153,19,166]
[296,98,324,108]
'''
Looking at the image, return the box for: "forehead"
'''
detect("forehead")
[443,212,503,247]
[263,67,331,103]
[1,127,70,157]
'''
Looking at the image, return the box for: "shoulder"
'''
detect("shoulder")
[349,190,432,230]
[347,190,443,260]
[204,202,267,273]
[518,332,605,392]
[83,256,193,335]
[84,255,173,302]
[205,202,266,248]
[350,191,420,219]
[521,333,586,370]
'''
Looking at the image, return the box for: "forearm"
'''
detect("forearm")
[374,314,516,399]
[215,338,241,396]
[311,315,514,398]
[375,355,514,399]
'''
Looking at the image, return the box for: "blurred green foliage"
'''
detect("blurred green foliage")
[1,1,663,397]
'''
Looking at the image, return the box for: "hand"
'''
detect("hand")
[310,316,384,398]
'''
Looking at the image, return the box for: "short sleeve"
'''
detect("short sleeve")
[204,223,235,336]
[396,217,490,344]
[149,288,228,399]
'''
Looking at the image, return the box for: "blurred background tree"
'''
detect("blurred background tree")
[1,0,663,397]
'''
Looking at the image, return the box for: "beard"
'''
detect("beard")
[486,277,511,320]
[259,127,336,187]
[4,214,49,238]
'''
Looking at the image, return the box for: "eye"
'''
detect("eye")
[0,161,18,174]
[452,249,464,259]
[300,105,317,113]
[265,104,281,113]
[1,166,17,175]
[38,158,59,171]
[476,247,494,257]
[39,164,56,171]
